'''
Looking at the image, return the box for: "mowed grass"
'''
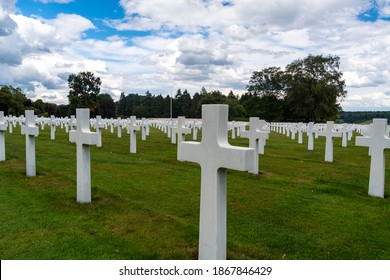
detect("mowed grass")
[0,123,389,260]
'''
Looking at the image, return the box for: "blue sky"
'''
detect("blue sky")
[1,0,390,111]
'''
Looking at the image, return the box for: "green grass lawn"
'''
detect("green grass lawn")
[0,124,389,260]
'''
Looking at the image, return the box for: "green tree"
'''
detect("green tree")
[55,104,70,117]
[67,71,101,116]
[133,105,148,118]
[284,54,347,122]
[117,93,140,117]
[97,93,116,118]
[247,67,285,98]
[33,99,46,116]
[150,94,165,117]
[0,85,29,116]
[244,67,285,121]
[192,92,202,118]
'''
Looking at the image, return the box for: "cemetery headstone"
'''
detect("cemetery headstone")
[318,121,342,162]
[306,122,315,150]
[178,104,254,260]
[127,116,140,154]
[69,109,99,203]
[117,117,123,138]
[0,111,7,161]
[355,119,390,198]
[21,110,39,176]
[96,115,104,147]
[49,115,56,140]
[241,117,269,174]
[172,117,191,145]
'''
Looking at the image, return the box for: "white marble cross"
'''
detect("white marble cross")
[318,121,342,162]
[341,124,348,147]
[141,118,147,141]
[95,115,104,147]
[167,120,172,139]
[70,115,76,131]
[297,122,303,144]
[192,122,200,140]
[49,115,56,140]
[241,117,269,175]
[306,122,315,150]
[172,117,191,144]
[8,117,13,133]
[21,110,39,176]
[178,104,254,260]
[229,121,236,139]
[0,111,7,161]
[258,120,269,155]
[356,119,390,198]
[127,116,140,153]
[117,117,123,138]
[69,109,100,203]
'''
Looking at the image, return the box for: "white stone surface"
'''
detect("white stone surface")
[341,124,348,147]
[8,116,13,133]
[297,122,303,144]
[95,115,104,147]
[117,117,123,138]
[356,119,390,198]
[21,110,39,176]
[49,115,56,140]
[257,120,269,155]
[69,109,99,203]
[241,117,269,174]
[318,121,342,162]
[306,122,315,150]
[127,116,140,154]
[178,104,254,260]
[141,118,147,141]
[0,111,7,161]
[172,117,191,145]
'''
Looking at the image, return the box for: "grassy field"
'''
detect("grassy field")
[0,123,389,260]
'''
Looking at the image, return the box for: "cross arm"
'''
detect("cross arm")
[355,136,372,148]
[219,144,254,171]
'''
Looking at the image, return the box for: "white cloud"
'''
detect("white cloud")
[1,0,390,112]
[11,13,95,47]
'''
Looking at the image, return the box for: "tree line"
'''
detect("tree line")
[1,54,359,122]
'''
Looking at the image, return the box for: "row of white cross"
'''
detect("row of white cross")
[1,106,389,260]
[271,120,390,198]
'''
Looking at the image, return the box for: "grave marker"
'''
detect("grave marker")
[8,116,13,133]
[49,115,56,140]
[306,122,315,150]
[69,109,99,203]
[318,121,342,162]
[178,104,254,260]
[117,117,123,138]
[241,117,269,174]
[0,111,7,161]
[297,122,303,144]
[141,118,147,141]
[172,117,191,145]
[127,116,140,153]
[95,115,104,147]
[356,119,390,198]
[21,110,39,176]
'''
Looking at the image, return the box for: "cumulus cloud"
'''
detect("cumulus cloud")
[1,0,390,110]
[0,0,17,36]
[11,13,95,47]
